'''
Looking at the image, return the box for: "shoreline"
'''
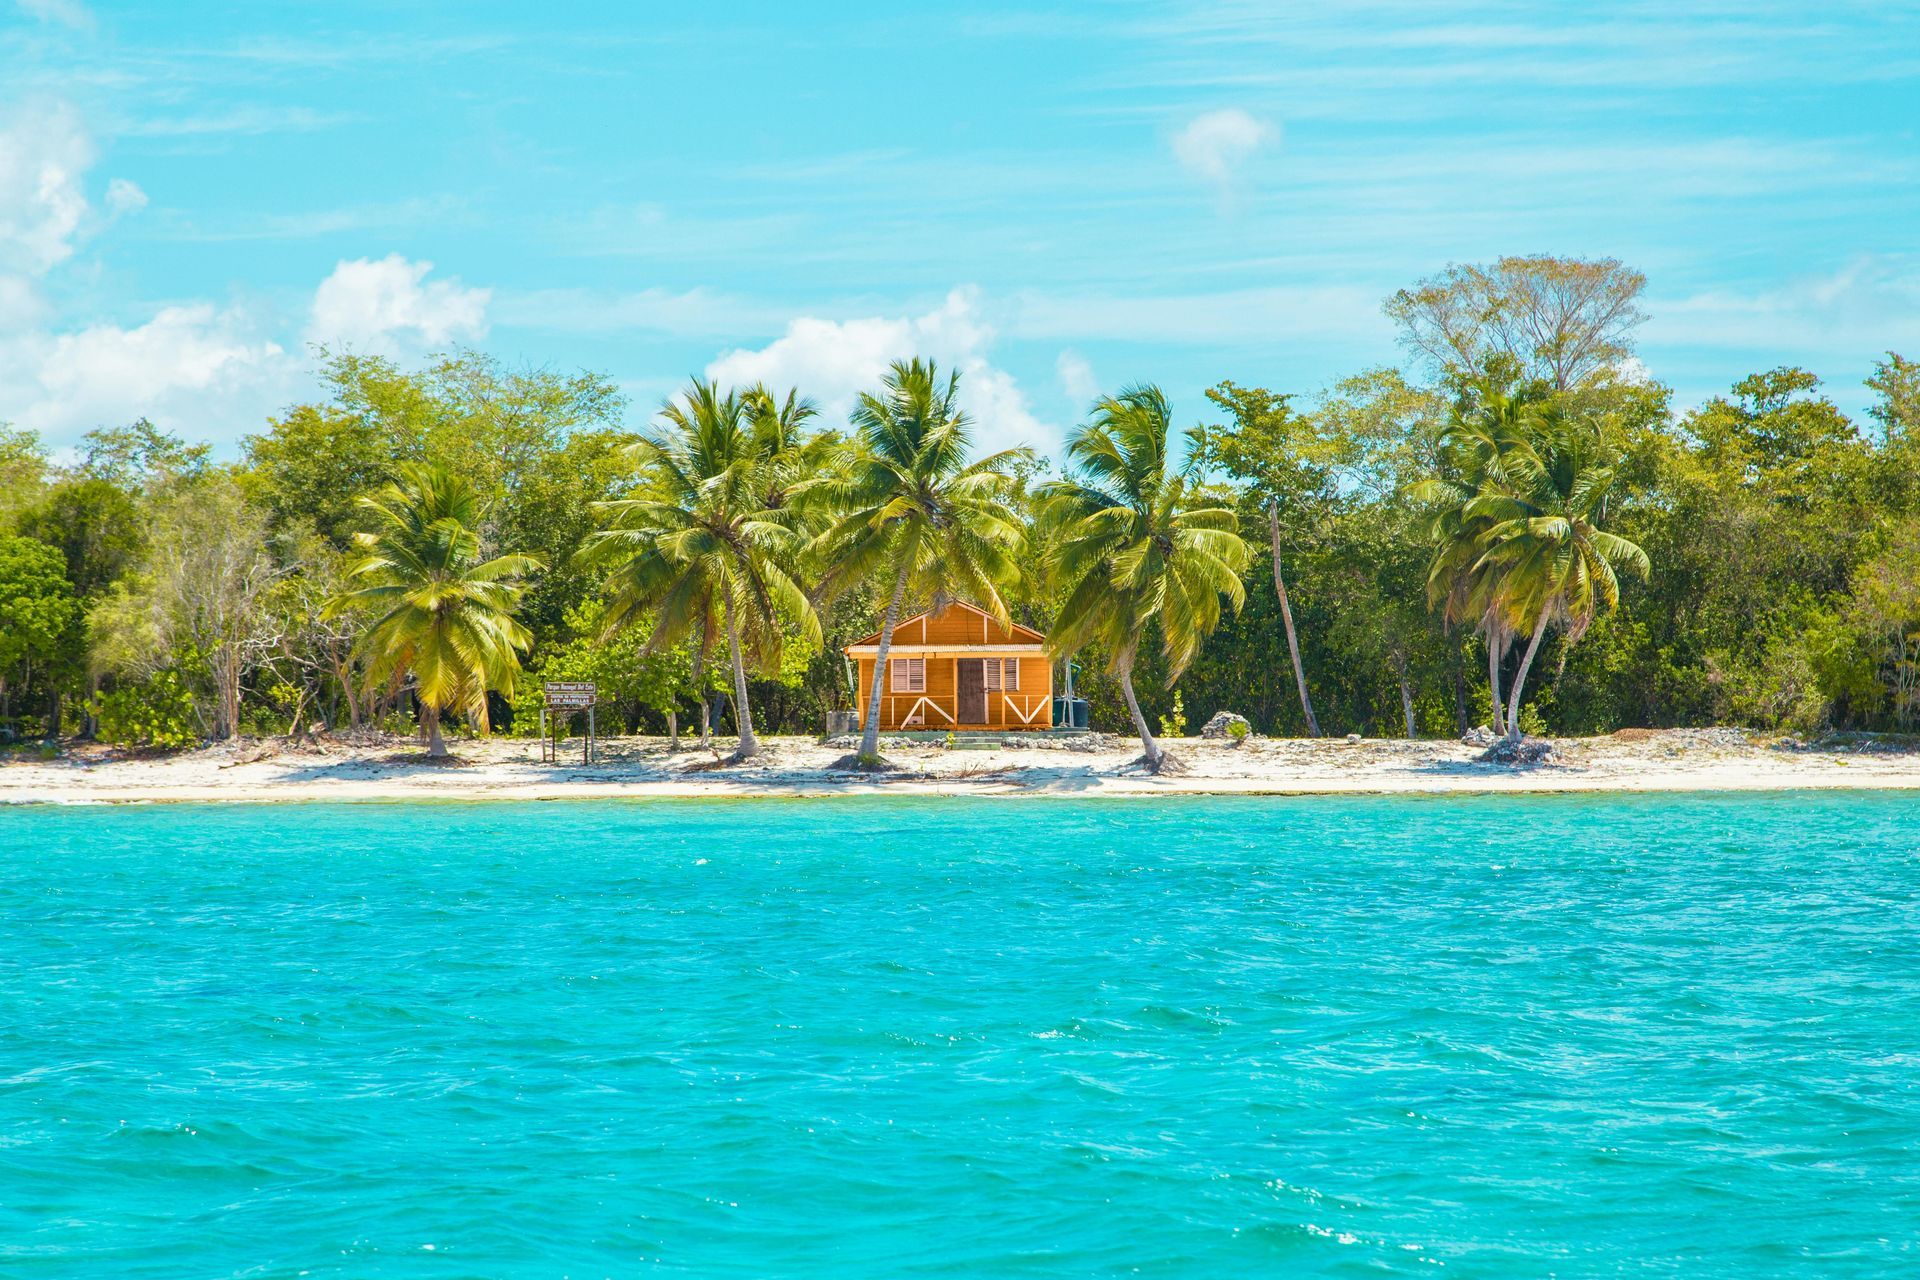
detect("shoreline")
[7,728,1920,805]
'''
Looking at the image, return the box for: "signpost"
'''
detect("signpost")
[540,682,598,764]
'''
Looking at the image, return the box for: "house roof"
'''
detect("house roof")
[846,599,1045,650]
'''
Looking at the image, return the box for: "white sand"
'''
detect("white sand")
[6,728,1920,804]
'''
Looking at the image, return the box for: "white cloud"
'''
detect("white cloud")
[104,177,148,216]
[705,287,1058,455]
[0,99,95,275]
[0,98,297,447]
[17,0,92,30]
[1645,257,1920,355]
[307,254,490,355]
[1056,349,1100,405]
[1171,108,1278,192]
[1,252,494,450]
[2,302,295,445]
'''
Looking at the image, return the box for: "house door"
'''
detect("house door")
[956,658,986,724]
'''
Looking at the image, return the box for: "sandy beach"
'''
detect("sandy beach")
[6,727,1920,804]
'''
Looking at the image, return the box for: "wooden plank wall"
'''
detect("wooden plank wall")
[852,652,1054,730]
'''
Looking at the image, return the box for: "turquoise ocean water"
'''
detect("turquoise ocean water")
[3,793,1918,1277]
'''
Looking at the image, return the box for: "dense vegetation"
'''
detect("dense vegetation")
[3,257,1918,753]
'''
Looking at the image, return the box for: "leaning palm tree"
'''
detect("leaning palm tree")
[579,380,820,760]
[1041,385,1249,771]
[1471,408,1649,742]
[326,464,540,758]
[813,359,1028,764]
[1415,379,1539,734]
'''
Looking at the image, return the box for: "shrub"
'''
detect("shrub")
[1158,690,1187,738]
[91,671,201,749]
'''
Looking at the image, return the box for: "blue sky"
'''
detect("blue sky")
[3,0,1917,457]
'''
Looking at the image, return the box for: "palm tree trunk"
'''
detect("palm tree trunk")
[723,594,758,759]
[215,644,241,740]
[1269,502,1320,737]
[666,708,679,751]
[1505,612,1552,743]
[422,703,449,758]
[1116,650,1163,771]
[1486,627,1507,736]
[1451,654,1467,736]
[859,561,911,760]
[690,645,710,748]
[1393,652,1416,738]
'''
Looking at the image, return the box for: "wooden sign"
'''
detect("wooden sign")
[544,681,597,709]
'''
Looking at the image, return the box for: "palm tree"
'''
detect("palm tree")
[579,380,819,761]
[1041,385,1249,771]
[1417,379,1538,734]
[1266,497,1321,737]
[813,359,1028,763]
[1470,409,1649,742]
[326,464,539,758]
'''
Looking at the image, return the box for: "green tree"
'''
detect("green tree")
[18,478,143,600]
[1042,385,1249,770]
[240,404,391,547]
[0,536,81,737]
[1417,376,1545,735]
[814,359,1028,763]
[1867,352,1919,446]
[79,419,210,490]
[1464,408,1651,741]
[326,465,540,758]
[580,381,819,760]
[0,426,48,530]
[1196,381,1326,736]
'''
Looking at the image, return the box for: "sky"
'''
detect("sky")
[2,0,1917,459]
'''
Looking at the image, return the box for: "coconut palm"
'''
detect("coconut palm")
[1470,408,1649,742]
[1416,379,1539,734]
[326,464,539,758]
[813,358,1028,763]
[1041,385,1250,771]
[579,379,819,760]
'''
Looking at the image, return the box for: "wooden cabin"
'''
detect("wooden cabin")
[846,601,1053,731]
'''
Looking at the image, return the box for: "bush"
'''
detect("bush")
[91,671,201,749]
[1226,719,1250,743]
[1158,690,1187,738]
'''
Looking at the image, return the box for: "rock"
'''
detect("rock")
[1199,711,1252,740]
[1461,725,1495,747]
[1479,737,1556,766]
[1345,732,1362,743]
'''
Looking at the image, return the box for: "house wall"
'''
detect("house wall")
[852,651,1054,730]
[910,609,1037,647]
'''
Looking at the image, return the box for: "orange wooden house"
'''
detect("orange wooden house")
[846,601,1054,731]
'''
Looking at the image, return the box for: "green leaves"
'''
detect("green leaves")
[1423,371,1650,684]
[1042,385,1250,682]
[815,359,1029,626]
[580,378,824,701]
[327,464,539,728]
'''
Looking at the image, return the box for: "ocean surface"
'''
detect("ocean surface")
[3,794,1918,1278]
